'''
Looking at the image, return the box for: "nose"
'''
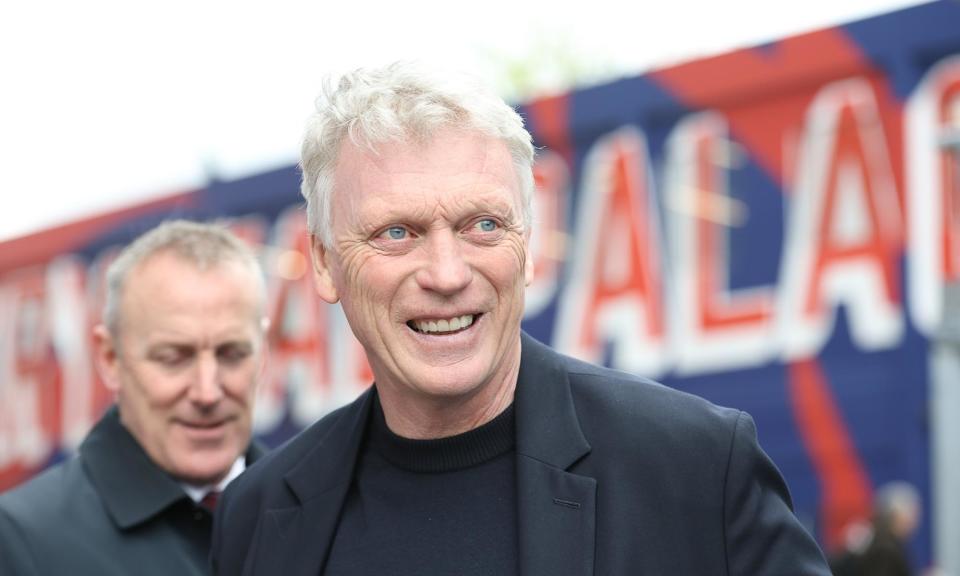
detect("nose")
[188,351,224,407]
[415,230,472,295]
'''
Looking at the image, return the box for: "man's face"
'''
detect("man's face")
[96,252,265,485]
[311,129,532,413]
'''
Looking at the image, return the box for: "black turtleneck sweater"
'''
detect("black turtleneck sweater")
[324,396,519,576]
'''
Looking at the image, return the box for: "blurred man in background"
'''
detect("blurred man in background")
[861,482,922,575]
[832,481,922,576]
[0,220,269,575]
[211,62,830,575]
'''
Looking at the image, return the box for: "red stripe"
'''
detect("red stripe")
[651,28,870,184]
[787,358,872,550]
[0,190,196,272]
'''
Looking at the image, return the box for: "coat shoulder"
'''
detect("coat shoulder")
[213,393,370,574]
[227,396,363,502]
[0,457,95,572]
[0,457,88,525]
[546,348,830,574]
[561,352,741,439]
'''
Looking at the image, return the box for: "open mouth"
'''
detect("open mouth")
[407,313,479,335]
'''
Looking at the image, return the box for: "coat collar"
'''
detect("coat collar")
[82,405,265,530]
[256,333,595,576]
[81,405,187,530]
[515,333,596,576]
[283,386,375,503]
[276,333,592,496]
[246,388,375,576]
[515,332,591,468]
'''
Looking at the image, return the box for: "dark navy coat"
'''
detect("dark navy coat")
[0,406,263,575]
[212,334,829,575]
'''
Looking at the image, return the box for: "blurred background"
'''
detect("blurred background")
[0,0,929,242]
[2,0,958,573]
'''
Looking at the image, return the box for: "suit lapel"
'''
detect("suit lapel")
[247,388,375,576]
[515,334,596,576]
[248,335,596,576]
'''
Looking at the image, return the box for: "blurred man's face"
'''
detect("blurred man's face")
[893,503,921,539]
[311,129,532,426]
[96,251,265,485]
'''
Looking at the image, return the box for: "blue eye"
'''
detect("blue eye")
[385,226,407,240]
[476,219,497,232]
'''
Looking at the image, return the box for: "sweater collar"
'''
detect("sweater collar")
[368,395,515,473]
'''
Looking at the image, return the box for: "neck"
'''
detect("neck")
[377,339,521,439]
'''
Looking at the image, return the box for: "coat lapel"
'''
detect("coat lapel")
[515,334,596,576]
[247,334,596,576]
[247,388,375,576]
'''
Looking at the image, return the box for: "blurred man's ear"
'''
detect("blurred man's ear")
[255,317,271,378]
[92,324,121,392]
[309,234,341,304]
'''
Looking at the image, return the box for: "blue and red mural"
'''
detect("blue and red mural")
[1,1,959,567]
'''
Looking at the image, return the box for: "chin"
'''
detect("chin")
[180,469,227,486]
[177,455,234,484]
[413,370,490,399]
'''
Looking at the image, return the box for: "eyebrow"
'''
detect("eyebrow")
[362,195,520,226]
[144,334,256,351]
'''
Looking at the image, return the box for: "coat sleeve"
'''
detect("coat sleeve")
[0,504,39,575]
[722,411,831,575]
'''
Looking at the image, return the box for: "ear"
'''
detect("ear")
[309,234,341,304]
[93,324,122,393]
[255,316,271,378]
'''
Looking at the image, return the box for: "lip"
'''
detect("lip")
[406,312,482,336]
[175,418,232,441]
[404,312,486,348]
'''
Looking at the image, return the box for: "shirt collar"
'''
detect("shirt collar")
[80,406,255,529]
[180,457,246,503]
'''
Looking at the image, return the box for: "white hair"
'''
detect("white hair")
[102,219,266,335]
[300,61,536,247]
[874,481,920,530]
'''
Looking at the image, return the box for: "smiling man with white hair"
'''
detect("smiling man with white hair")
[211,62,830,576]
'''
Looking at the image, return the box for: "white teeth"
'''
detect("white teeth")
[414,314,474,334]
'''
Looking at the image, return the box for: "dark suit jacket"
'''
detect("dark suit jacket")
[0,406,264,576]
[212,334,829,575]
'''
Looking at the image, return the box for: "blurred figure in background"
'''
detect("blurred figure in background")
[0,220,269,575]
[860,482,922,576]
[831,481,921,576]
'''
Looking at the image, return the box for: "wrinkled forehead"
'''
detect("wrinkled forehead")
[333,130,522,210]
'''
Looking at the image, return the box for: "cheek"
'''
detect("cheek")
[122,366,183,408]
[222,367,259,403]
[497,236,531,289]
[335,243,378,287]
[341,256,403,314]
